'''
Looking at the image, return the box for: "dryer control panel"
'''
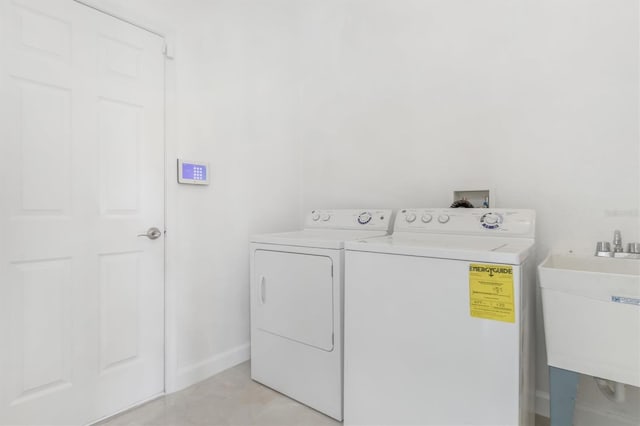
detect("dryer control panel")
[305,209,393,231]
[395,208,535,238]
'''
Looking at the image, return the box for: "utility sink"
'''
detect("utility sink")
[539,254,640,387]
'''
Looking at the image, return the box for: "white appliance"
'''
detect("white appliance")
[249,209,393,420]
[343,208,536,426]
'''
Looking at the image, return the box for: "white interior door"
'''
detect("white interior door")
[0,0,165,424]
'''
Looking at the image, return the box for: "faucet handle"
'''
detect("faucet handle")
[613,230,622,243]
[613,230,623,252]
[627,243,640,254]
[595,241,612,256]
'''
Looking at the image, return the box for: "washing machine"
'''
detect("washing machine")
[249,209,393,420]
[343,208,536,426]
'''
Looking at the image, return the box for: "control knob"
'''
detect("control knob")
[438,214,450,224]
[358,211,372,225]
[321,213,331,222]
[421,214,433,223]
[480,212,503,229]
[311,211,320,221]
[485,216,498,224]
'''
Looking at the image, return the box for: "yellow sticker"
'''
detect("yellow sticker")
[469,263,515,323]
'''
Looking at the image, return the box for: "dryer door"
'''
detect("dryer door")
[254,250,334,351]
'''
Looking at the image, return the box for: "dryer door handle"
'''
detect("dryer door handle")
[259,276,266,304]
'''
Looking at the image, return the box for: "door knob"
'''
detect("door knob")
[138,227,162,240]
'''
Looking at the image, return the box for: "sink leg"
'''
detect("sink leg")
[549,366,579,426]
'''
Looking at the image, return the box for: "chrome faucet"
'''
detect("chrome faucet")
[596,230,640,259]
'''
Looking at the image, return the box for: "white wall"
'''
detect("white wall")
[167,0,302,389]
[296,0,640,424]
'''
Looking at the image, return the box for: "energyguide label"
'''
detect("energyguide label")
[469,263,515,323]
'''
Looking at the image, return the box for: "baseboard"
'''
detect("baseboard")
[535,390,550,418]
[536,390,638,426]
[89,392,164,425]
[171,343,250,393]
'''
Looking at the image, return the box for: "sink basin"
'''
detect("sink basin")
[539,254,640,386]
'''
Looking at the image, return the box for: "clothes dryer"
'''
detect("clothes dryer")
[344,208,536,426]
[250,209,392,420]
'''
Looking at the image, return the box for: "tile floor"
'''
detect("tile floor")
[98,362,550,426]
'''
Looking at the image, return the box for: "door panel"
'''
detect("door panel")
[0,0,165,424]
[99,252,141,372]
[8,258,73,404]
[17,79,72,213]
[254,250,334,351]
[98,98,142,214]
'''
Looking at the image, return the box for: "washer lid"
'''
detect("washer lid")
[345,233,534,265]
[251,229,391,250]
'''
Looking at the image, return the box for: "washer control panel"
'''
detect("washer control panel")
[396,208,535,237]
[305,209,393,231]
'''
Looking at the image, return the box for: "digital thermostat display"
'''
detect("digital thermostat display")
[177,159,210,185]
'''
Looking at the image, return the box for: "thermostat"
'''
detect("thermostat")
[177,159,210,185]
